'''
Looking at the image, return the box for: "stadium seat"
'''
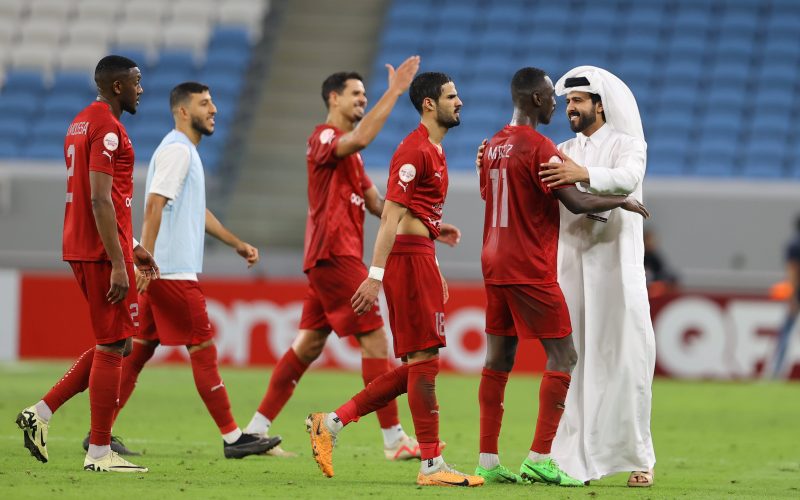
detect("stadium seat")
[75,0,122,23]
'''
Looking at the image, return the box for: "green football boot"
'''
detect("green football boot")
[475,463,522,483]
[520,457,584,487]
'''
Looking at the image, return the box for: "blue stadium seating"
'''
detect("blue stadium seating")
[360,0,800,178]
[0,1,267,174]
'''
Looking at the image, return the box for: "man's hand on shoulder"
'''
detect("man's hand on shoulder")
[475,138,488,175]
[540,151,589,187]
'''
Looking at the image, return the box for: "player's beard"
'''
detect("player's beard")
[437,108,461,129]
[569,109,596,133]
[191,115,214,136]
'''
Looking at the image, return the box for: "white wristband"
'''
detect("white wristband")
[132,237,140,248]
[368,266,384,281]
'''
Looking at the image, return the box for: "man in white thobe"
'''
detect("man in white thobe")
[539,66,656,487]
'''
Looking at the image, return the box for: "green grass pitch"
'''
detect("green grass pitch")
[1,361,798,498]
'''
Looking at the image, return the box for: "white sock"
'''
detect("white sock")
[325,412,343,434]
[34,400,52,422]
[479,453,500,469]
[244,412,271,435]
[222,428,243,444]
[527,451,550,462]
[381,425,405,447]
[420,455,445,474]
[88,444,110,459]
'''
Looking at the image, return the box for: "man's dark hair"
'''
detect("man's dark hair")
[94,55,138,87]
[511,67,547,104]
[170,82,210,109]
[321,71,362,108]
[409,72,452,114]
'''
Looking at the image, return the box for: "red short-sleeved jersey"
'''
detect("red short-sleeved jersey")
[303,124,374,272]
[62,101,135,263]
[480,125,571,284]
[385,124,448,239]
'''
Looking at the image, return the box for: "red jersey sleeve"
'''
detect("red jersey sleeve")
[308,127,342,167]
[88,118,124,175]
[385,146,427,207]
[534,137,570,193]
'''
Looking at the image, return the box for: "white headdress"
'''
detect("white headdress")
[555,66,645,142]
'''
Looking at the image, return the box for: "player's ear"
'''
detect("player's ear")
[532,91,542,107]
[423,97,435,111]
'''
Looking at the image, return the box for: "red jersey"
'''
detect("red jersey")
[480,125,570,284]
[385,124,449,239]
[62,101,135,263]
[303,124,374,271]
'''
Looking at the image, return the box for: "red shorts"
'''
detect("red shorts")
[383,235,446,358]
[137,279,214,346]
[484,283,572,339]
[299,255,384,337]
[69,261,138,344]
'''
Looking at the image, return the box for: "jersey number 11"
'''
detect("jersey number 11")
[489,168,508,228]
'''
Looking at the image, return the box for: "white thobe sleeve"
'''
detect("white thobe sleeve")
[148,143,191,201]
[585,136,646,195]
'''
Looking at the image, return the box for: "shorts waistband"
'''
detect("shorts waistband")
[391,234,435,255]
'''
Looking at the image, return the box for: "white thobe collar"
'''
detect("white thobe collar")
[576,123,612,149]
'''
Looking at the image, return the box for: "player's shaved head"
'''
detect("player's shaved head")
[170,81,210,110]
[409,72,452,114]
[511,67,548,106]
[94,55,138,91]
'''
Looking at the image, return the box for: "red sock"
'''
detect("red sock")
[362,358,400,428]
[190,344,238,435]
[408,358,440,460]
[42,347,94,413]
[479,367,510,454]
[531,370,571,454]
[256,348,309,421]
[113,341,157,423]
[336,363,409,425]
[88,349,123,446]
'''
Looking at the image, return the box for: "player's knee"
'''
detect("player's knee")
[484,351,514,372]
[97,338,127,355]
[357,329,388,358]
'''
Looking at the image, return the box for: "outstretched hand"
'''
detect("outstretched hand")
[539,151,589,187]
[387,55,421,94]
[437,223,461,247]
[621,196,650,218]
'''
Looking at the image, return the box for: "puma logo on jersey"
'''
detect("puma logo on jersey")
[434,171,443,180]
[397,180,408,192]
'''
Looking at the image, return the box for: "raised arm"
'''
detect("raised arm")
[335,56,420,157]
